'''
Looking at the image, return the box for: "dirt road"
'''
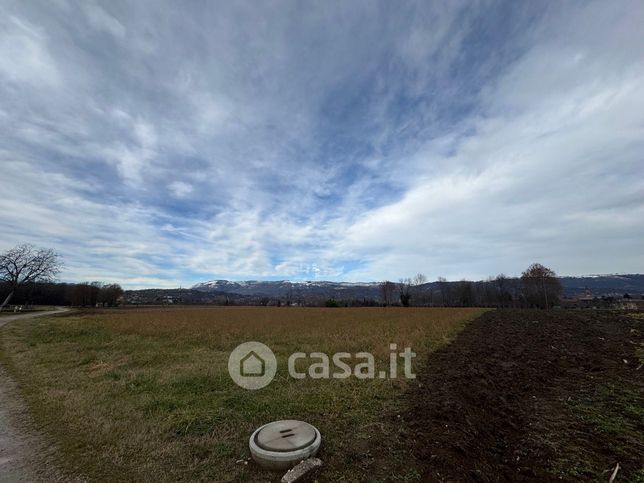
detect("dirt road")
[0,308,71,327]
[0,308,70,482]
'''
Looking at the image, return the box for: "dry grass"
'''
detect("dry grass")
[98,306,477,357]
[0,307,487,482]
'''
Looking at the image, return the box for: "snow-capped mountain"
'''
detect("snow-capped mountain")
[192,279,381,298]
[192,275,644,299]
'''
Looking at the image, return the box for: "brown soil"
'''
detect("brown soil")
[407,310,644,482]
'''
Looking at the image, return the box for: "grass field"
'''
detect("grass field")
[0,307,487,481]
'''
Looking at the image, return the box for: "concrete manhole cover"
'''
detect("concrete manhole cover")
[249,420,321,470]
[256,420,317,452]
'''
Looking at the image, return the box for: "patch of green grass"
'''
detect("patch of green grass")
[548,380,644,480]
[632,468,644,483]
[0,307,486,481]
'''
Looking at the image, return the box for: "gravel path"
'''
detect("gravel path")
[0,308,70,482]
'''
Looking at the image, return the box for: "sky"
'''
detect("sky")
[1,0,643,289]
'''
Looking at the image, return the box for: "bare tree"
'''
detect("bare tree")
[412,273,427,286]
[286,283,293,306]
[521,263,561,309]
[98,283,124,307]
[437,276,450,306]
[456,280,474,307]
[495,273,510,308]
[71,282,99,307]
[399,277,412,306]
[379,280,396,306]
[0,244,62,311]
[411,273,428,305]
[483,277,496,307]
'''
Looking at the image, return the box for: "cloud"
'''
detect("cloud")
[168,181,193,198]
[0,0,642,288]
[81,2,126,39]
[0,16,61,86]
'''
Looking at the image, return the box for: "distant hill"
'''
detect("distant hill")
[191,279,381,300]
[558,274,644,296]
[122,275,644,306]
[192,275,644,299]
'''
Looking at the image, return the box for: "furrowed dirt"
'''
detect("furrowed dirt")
[407,310,644,482]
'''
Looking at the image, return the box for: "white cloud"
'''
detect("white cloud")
[81,3,126,39]
[0,16,61,86]
[333,1,644,280]
[168,181,193,198]
[0,0,642,287]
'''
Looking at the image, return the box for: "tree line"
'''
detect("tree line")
[379,263,562,309]
[0,280,124,308]
[1,244,561,310]
[0,244,122,310]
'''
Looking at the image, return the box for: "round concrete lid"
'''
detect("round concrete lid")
[255,420,317,452]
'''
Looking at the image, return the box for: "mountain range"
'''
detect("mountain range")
[191,275,644,299]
